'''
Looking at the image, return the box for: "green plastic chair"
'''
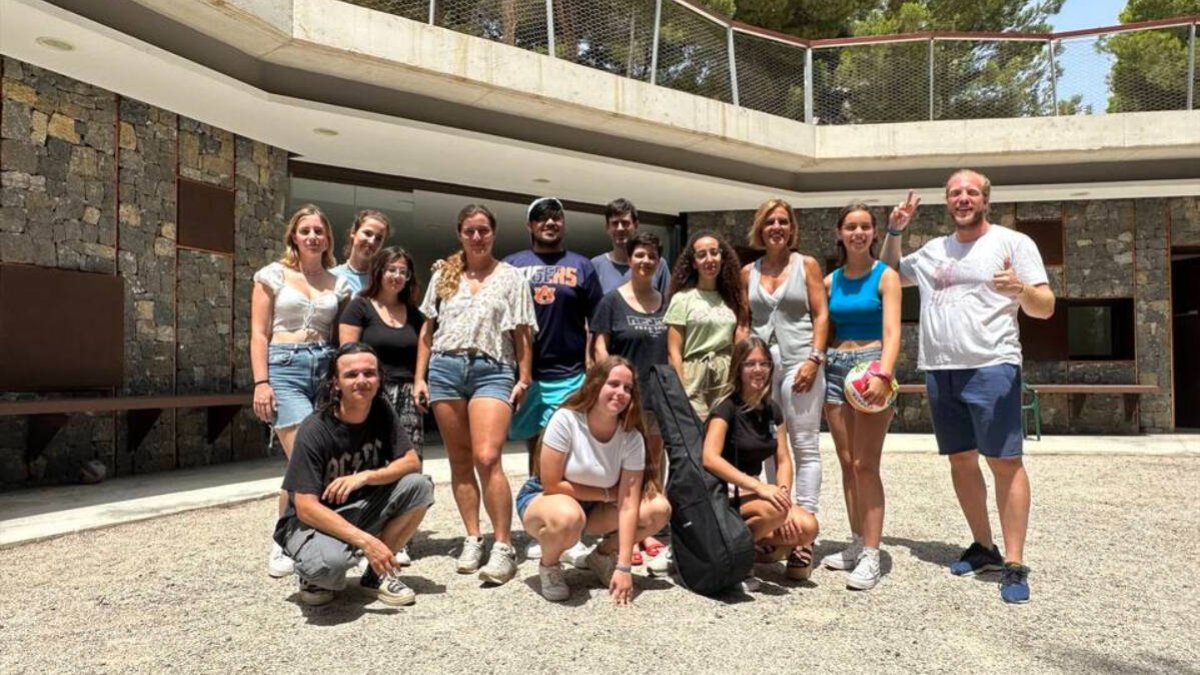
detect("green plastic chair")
[1021,382,1041,441]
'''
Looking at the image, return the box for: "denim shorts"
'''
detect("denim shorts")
[268,342,334,430]
[825,345,883,406]
[515,476,600,522]
[927,364,1023,458]
[509,372,585,441]
[427,352,515,404]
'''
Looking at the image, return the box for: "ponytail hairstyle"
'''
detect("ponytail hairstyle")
[437,204,497,301]
[343,209,391,259]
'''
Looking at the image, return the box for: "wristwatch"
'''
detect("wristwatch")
[808,351,826,365]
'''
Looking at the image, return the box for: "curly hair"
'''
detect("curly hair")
[436,204,497,301]
[668,231,745,325]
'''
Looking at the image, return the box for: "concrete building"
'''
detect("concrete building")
[1,0,1197,488]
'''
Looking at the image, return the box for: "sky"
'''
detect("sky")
[1049,0,1126,111]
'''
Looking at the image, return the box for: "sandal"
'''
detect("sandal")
[755,544,789,563]
[632,545,644,566]
[641,536,667,559]
[786,545,815,581]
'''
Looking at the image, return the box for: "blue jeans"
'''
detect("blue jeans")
[267,342,333,429]
[825,345,884,406]
[426,352,515,404]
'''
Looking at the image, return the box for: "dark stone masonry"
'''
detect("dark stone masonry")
[688,193,1198,436]
[1,57,284,489]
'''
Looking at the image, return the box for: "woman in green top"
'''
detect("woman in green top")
[665,232,748,420]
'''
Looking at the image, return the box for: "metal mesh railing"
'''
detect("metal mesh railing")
[933,39,1052,120]
[435,0,550,52]
[654,0,731,102]
[818,40,930,124]
[733,30,806,120]
[342,1,1200,124]
[553,0,656,80]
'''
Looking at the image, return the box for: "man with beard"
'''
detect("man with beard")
[880,170,1054,604]
[590,198,670,295]
[274,342,434,606]
[504,198,604,560]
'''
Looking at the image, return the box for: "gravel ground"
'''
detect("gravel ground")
[2,453,1198,674]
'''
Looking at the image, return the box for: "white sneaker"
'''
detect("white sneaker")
[456,536,485,574]
[560,541,593,568]
[821,535,864,571]
[646,546,671,577]
[395,546,412,567]
[478,542,518,585]
[268,542,295,578]
[526,541,543,561]
[846,549,881,591]
[740,575,762,593]
[538,563,570,602]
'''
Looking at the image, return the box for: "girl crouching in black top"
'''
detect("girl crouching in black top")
[701,336,819,590]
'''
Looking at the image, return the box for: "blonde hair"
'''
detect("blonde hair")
[437,204,496,300]
[280,204,336,270]
[748,198,800,251]
[947,169,992,200]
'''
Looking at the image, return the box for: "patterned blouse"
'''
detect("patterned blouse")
[418,262,538,366]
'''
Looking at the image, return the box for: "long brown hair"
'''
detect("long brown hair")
[280,204,336,270]
[436,204,497,301]
[559,356,660,492]
[721,336,774,413]
[834,202,879,269]
[360,246,421,308]
[668,231,746,326]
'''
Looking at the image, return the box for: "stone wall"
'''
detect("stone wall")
[688,192,1197,434]
[0,58,285,489]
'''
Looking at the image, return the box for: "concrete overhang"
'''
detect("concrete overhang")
[5,0,1198,210]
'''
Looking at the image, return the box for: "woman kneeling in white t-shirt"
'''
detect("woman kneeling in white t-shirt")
[516,356,671,604]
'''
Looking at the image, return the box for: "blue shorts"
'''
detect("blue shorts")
[508,372,585,441]
[267,342,334,430]
[926,364,1023,458]
[515,476,600,522]
[825,345,883,406]
[427,352,515,404]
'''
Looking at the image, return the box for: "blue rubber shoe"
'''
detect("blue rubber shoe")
[1000,563,1031,604]
[949,542,1004,576]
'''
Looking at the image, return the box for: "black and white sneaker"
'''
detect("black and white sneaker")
[950,542,1004,576]
[361,567,416,606]
[297,578,334,606]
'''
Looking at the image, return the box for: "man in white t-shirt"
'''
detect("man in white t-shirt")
[881,169,1055,605]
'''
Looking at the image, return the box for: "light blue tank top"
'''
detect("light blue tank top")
[829,260,885,341]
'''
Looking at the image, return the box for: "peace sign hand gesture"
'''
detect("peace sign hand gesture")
[889,190,921,232]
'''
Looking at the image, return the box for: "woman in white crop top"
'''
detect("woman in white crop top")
[516,356,671,604]
[250,204,350,578]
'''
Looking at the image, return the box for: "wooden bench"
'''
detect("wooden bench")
[895,383,1160,421]
[0,394,253,458]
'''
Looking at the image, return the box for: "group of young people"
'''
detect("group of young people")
[250,168,1053,609]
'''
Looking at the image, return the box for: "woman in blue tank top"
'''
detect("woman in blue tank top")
[820,202,902,591]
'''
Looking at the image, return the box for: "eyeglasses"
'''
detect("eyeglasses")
[384,266,411,280]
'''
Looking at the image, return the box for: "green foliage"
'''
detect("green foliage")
[1102,0,1198,112]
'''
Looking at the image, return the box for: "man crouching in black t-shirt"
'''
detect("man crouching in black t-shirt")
[273,342,434,607]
